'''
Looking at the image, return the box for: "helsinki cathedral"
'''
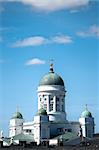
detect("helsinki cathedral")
[8,64,94,145]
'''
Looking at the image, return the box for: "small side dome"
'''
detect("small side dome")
[81,105,92,118]
[12,111,23,119]
[36,108,47,116]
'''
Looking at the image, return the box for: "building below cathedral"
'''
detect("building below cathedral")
[0,64,95,146]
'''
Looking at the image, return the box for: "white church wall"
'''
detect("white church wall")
[23,121,34,135]
[38,85,65,93]
[33,124,40,145]
[33,115,50,145]
[38,85,65,112]
[48,112,66,122]
[10,119,23,126]
[34,116,49,123]
[37,85,66,123]
[9,118,24,137]
[79,117,94,138]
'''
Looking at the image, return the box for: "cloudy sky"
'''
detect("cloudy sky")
[0,0,99,135]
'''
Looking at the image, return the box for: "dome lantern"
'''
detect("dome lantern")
[49,63,54,73]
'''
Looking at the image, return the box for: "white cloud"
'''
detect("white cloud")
[51,35,72,44]
[77,25,99,38]
[25,58,45,65]
[11,34,72,47]
[2,0,90,12]
[12,36,47,47]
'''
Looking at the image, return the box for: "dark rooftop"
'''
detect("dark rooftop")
[0,134,99,150]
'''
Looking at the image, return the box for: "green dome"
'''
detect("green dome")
[81,110,92,118]
[39,72,64,86]
[12,111,23,119]
[37,108,47,116]
[39,64,64,86]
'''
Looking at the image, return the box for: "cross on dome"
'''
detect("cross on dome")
[50,63,54,73]
[49,59,54,73]
[85,104,88,110]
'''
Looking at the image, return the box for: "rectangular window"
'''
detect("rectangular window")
[56,97,60,111]
[49,96,53,111]
[26,129,31,133]
[44,104,47,110]
[49,104,53,111]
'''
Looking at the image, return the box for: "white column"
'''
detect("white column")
[53,96,56,112]
[47,95,50,113]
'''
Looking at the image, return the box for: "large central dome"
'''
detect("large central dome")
[39,64,64,86]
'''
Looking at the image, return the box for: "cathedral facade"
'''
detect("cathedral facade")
[9,64,94,145]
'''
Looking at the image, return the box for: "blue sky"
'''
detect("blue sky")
[0,0,99,135]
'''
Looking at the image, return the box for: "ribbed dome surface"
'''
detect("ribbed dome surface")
[39,72,64,86]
